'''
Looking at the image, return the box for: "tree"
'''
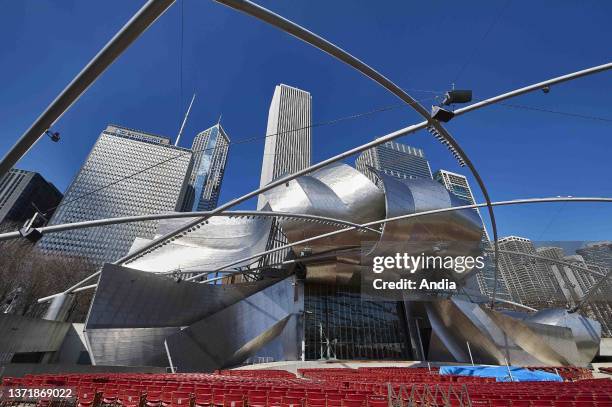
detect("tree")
[0,223,96,322]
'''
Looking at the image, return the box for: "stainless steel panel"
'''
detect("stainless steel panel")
[86,263,283,329]
[86,326,180,367]
[127,215,272,273]
[526,308,601,364]
[264,163,384,255]
[0,314,71,354]
[166,276,303,372]
[425,297,600,367]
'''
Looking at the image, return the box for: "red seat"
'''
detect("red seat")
[146,391,163,407]
[248,395,267,407]
[119,389,143,407]
[367,397,388,407]
[171,392,193,407]
[223,394,244,407]
[282,396,304,407]
[306,398,327,407]
[77,388,98,407]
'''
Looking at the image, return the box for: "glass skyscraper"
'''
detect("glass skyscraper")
[0,168,62,227]
[258,84,312,209]
[577,242,612,269]
[181,124,230,212]
[38,125,193,266]
[497,236,566,308]
[355,141,432,188]
[433,169,515,302]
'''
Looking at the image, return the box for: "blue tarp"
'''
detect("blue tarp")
[439,365,563,382]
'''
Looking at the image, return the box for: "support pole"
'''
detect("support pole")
[175,93,196,146]
[43,293,75,321]
[0,0,176,180]
[466,341,475,366]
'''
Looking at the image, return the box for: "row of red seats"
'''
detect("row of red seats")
[2,368,612,407]
[73,388,390,407]
[524,367,593,381]
[216,370,296,379]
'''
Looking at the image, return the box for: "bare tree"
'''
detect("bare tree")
[0,225,96,321]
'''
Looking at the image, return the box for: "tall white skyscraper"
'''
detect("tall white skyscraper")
[258,84,312,209]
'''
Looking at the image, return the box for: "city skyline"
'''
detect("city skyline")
[1,1,610,243]
[0,1,609,371]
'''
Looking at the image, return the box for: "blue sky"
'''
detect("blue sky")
[1,0,610,246]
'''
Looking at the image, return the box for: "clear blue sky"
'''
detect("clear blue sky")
[1,0,610,246]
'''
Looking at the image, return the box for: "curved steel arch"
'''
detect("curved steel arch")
[213,0,503,306]
[36,196,612,303]
[182,196,612,281]
[0,210,380,243]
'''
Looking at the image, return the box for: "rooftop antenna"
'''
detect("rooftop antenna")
[217,113,222,126]
[175,93,196,146]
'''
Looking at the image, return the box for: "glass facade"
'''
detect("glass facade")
[182,124,230,212]
[355,141,432,191]
[38,125,192,266]
[304,283,410,360]
[433,169,515,302]
[0,169,62,226]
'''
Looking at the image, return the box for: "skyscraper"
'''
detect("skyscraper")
[433,169,512,301]
[434,169,493,242]
[537,246,612,337]
[355,141,432,188]
[181,124,230,212]
[577,242,612,269]
[258,84,312,209]
[497,236,565,308]
[38,125,192,266]
[0,169,62,228]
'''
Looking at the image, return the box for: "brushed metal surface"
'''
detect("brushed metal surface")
[0,314,71,354]
[126,215,272,273]
[165,276,302,372]
[263,163,385,255]
[425,297,600,367]
[86,263,283,328]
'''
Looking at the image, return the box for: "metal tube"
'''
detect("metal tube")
[0,0,176,179]
[466,341,474,366]
[486,248,608,278]
[115,121,428,265]
[0,210,379,242]
[505,357,514,382]
[35,196,612,302]
[454,63,612,117]
[213,0,502,309]
[185,196,612,282]
[175,93,196,146]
